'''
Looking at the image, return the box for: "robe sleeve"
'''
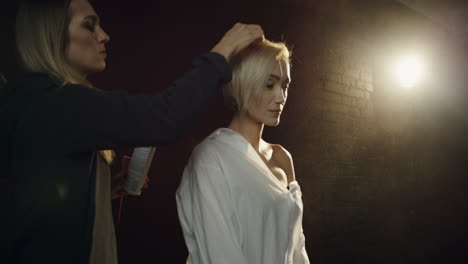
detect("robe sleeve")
[290,181,310,264]
[293,228,310,264]
[176,156,248,264]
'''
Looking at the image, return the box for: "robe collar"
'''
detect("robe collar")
[209,128,294,191]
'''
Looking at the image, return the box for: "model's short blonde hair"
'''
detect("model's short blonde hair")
[15,1,87,86]
[223,40,291,113]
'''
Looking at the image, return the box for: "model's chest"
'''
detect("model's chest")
[255,147,289,188]
[222,154,292,205]
[264,161,288,188]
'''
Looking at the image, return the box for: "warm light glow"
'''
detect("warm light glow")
[395,55,424,88]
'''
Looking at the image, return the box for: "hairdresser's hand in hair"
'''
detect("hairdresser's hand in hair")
[211,23,264,61]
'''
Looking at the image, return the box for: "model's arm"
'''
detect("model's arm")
[275,145,310,263]
[176,154,248,263]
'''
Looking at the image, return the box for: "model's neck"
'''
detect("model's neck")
[228,112,264,151]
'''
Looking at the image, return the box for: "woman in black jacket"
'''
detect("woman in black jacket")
[2,0,264,263]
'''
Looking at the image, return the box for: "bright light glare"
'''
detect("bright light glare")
[395,55,424,88]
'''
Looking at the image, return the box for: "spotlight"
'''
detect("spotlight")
[394,55,424,88]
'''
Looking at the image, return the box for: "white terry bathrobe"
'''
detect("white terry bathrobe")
[176,128,310,264]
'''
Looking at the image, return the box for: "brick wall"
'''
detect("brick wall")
[265,0,468,263]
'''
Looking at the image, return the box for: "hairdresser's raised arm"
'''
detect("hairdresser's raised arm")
[211,23,264,61]
[57,24,265,152]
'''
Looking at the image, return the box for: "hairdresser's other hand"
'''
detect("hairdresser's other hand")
[211,23,264,61]
[111,174,149,199]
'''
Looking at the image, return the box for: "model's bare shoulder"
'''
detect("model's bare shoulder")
[271,144,296,183]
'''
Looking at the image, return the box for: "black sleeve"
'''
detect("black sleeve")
[59,52,231,152]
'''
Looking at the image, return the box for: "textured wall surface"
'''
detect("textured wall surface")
[264,1,468,263]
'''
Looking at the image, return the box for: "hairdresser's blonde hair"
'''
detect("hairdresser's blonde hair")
[15,1,88,86]
[223,40,291,113]
[16,1,114,164]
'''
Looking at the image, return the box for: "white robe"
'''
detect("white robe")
[176,128,310,264]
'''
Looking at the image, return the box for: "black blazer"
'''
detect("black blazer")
[2,52,231,263]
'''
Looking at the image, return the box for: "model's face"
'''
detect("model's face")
[66,0,110,77]
[247,60,290,126]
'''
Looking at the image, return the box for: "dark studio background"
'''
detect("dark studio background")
[2,0,468,263]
